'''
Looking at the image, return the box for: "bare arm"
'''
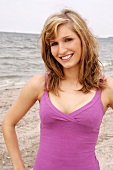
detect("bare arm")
[105,77,113,109]
[108,77,113,109]
[2,74,44,170]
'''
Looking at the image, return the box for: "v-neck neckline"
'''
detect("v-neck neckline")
[44,90,100,116]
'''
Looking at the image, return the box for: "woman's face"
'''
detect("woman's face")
[50,23,82,71]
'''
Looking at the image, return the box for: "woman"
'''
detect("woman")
[2,8,113,170]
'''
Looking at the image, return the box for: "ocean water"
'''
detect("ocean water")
[0,32,113,90]
[0,32,45,90]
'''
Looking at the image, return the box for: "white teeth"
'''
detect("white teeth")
[62,54,72,60]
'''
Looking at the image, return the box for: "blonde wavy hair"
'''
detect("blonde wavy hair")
[40,8,105,94]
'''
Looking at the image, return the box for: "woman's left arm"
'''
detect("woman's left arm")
[107,77,113,109]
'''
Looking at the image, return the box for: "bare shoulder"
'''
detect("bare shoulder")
[105,76,113,89]
[26,73,45,89]
[21,73,45,101]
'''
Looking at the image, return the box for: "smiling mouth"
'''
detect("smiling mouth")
[61,54,73,61]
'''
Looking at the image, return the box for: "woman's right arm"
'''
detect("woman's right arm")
[2,74,45,170]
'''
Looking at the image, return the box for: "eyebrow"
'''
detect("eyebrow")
[50,35,72,42]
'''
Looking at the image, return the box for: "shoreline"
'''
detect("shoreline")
[0,88,113,170]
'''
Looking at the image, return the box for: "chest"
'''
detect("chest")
[40,90,104,130]
[49,90,96,114]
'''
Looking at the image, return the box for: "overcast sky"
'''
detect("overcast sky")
[0,0,113,37]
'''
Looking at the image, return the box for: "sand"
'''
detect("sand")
[0,88,113,170]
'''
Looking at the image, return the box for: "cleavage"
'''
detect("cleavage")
[48,90,96,114]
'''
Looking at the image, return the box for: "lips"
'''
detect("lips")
[61,54,73,61]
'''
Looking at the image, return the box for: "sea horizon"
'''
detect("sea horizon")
[0,30,113,39]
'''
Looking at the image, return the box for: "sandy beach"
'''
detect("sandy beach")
[0,88,113,170]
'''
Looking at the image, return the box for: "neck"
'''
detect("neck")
[63,67,79,82]
[62,67,82,91]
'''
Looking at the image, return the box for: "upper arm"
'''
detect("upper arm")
[3,74,45,126]
[106,77,113,109]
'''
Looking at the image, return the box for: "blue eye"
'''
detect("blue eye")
[65,38,73,42]
[50,42,58,46]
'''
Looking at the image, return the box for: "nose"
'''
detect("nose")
[58,43,67,55]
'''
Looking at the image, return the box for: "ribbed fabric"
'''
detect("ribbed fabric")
[33,90,104,170]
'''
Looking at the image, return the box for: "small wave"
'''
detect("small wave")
[0,74,23,79]
[103,62,113,66]
[0,56,16,59]
[0,79,26,90]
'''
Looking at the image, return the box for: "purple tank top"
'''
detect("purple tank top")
[33,89,104,170]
